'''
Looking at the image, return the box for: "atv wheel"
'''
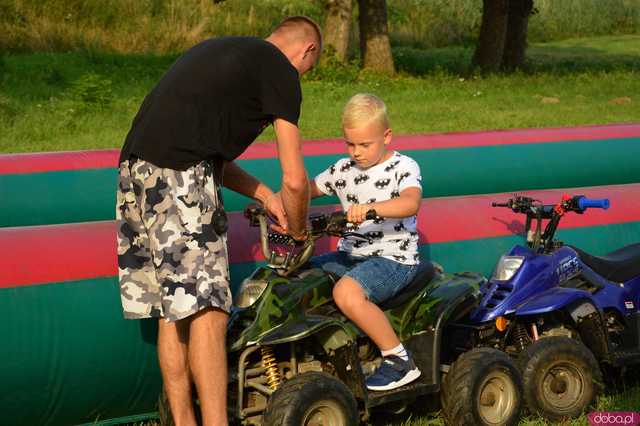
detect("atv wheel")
[441,348,523,426]
[520,336,602,421]
[262,372,359,426]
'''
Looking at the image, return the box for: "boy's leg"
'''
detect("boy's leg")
[332,259,421,391]
[158,318,197,426]
[333,276,400,351]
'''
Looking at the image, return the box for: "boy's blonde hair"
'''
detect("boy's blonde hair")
[342,93,389,130]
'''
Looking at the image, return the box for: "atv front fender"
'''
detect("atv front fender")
[256,314,356,353]
[515,287,594,316]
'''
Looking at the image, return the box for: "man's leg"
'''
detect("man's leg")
[189,307,229,426]
[158,317,197,426]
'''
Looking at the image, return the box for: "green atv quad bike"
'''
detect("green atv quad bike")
[225,206,525,426]
[160,206,524,426]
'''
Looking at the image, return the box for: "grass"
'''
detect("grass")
[1,35,639,154]
[126,379,640,425]
[375,379,640,425]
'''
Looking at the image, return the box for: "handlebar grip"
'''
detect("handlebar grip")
[492,202,510,207]
[577,196,610,210]
[365,209,377,220]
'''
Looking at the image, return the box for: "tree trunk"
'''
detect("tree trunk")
[502,0,533,71]
[323,0,353,63]
[472,0,509,73]
[358,0,394,75]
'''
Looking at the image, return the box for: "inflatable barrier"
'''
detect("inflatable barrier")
[1,124,639,228]
[2,183,640,425]
[2,124,640,425]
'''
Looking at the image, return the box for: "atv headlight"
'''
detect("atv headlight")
[492,256,524,281]
[234,278,268,308]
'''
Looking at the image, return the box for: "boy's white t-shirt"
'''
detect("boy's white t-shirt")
[314,151,422,265]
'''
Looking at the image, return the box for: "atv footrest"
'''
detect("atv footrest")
[611,350,640,367]
[366,382,438,409]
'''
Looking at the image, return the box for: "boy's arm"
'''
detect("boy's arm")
[347,187,422,223]
[310,180,326,199]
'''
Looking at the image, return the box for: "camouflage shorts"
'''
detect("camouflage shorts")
[116,157,231,322]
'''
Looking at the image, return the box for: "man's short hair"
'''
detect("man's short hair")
[272,16,323,52]
[343,93,389,130]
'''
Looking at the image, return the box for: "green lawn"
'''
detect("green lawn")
[375,380,640,425]
[1,35,638,154]
[129,380,639,425]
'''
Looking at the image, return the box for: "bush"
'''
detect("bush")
[70,73,112,108]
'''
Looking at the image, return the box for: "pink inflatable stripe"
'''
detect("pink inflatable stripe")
[2,124,638,174]
[2,183,639,288]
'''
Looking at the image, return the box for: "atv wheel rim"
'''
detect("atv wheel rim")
[477,371,516,425]
[542,362,585,410]
[302,400,346,426]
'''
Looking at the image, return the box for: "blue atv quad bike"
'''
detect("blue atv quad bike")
[448,194,640,422]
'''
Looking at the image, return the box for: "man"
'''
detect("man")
[116,16,322,426]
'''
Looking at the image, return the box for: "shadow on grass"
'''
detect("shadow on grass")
[392,37,640,77]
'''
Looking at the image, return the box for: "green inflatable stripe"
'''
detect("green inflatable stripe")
[3,221,639,425]
[0,277,161,426]
[2,137,640,227]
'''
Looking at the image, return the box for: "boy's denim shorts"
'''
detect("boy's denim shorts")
[310,251,419,304]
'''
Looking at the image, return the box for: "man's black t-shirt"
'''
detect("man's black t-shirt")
[119,37,301,170]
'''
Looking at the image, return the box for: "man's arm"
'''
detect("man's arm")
[273,118,309,239]
[222,161,287,229]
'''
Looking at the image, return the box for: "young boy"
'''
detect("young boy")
[310,93,423,391]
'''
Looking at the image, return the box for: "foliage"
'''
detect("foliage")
[0,36,638,154]
[0,0,638,53]
[70,72,113,108]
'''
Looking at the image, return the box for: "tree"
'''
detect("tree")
[473,0,535,73]
[502,0,534,71]
[323,0,353,63]
[358,0,394,75]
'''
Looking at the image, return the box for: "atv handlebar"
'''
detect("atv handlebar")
[492,194,611,252]
[244,206,377,276]
[491,195,611,215]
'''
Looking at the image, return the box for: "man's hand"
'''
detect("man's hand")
[264,192,288,233]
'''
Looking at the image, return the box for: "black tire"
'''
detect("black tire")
[262,372,359,426]
[441,348,523,426]
[519,336,602,421]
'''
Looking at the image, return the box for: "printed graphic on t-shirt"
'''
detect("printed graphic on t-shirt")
[314,152,422,265]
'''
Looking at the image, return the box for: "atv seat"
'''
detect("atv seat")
[569,243,640,283]
[379,261,436,311]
